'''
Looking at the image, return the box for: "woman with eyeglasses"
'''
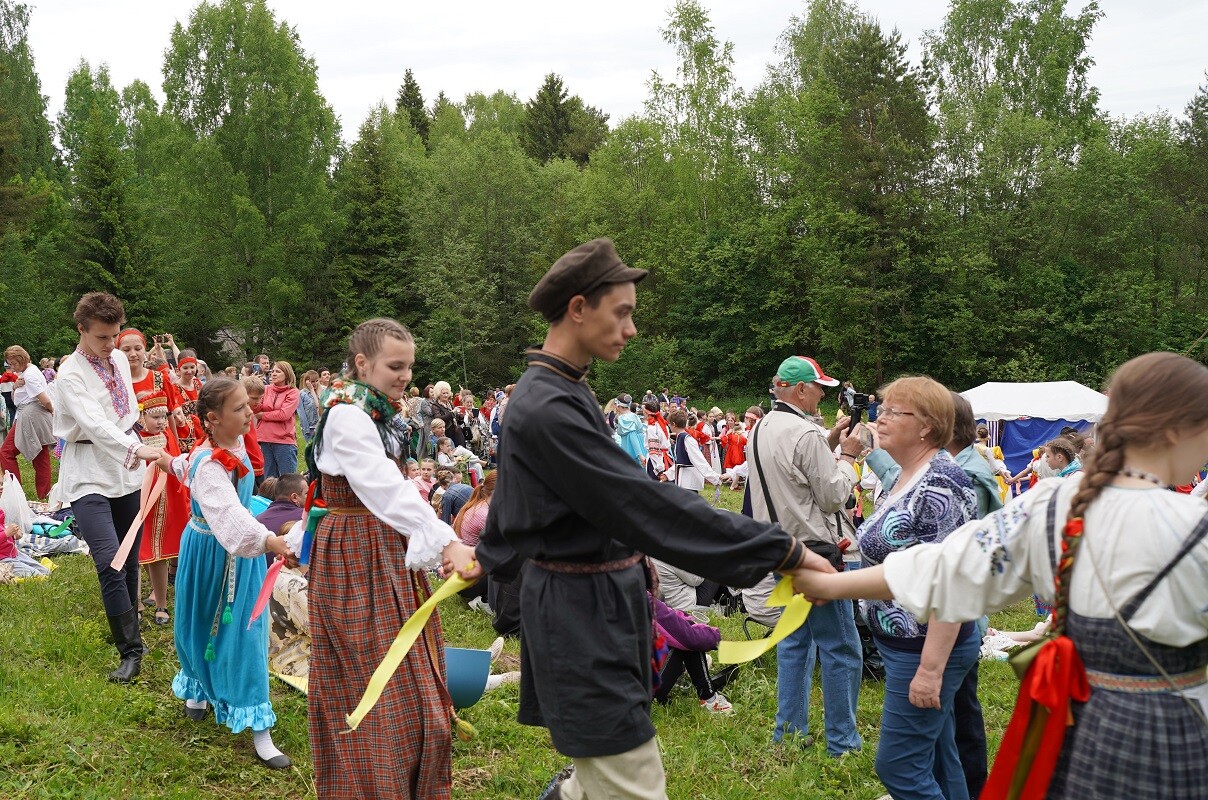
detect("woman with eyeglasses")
[854,377,981,800]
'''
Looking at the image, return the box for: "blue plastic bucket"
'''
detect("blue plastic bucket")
[445,647,491,709]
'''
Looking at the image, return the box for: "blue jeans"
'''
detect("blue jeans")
[773,597,863,755]
[875,632,980,800]
[260,442,297,478]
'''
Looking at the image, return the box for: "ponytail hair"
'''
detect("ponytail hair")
[1067,352,1208,523]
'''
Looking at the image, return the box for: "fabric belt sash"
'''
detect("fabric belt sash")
[1085,667,1207,694]
[531,552,644,574]
[75,428,136,444]
[326,506,372,516]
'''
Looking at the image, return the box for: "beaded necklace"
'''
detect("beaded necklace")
[1118,466,1174,490]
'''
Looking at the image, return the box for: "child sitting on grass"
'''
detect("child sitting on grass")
[650,592,738,714]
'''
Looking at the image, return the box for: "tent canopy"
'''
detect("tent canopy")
[960,381,1107,423]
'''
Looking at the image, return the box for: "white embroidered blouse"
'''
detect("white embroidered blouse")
[314,404,457,570]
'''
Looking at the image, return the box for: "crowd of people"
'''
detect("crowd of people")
[0,235,1205,800]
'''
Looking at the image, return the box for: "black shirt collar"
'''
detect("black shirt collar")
[524,347,589,383]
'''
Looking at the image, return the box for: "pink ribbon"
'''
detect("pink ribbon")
[248,555,285,628]
[110,467,168,571]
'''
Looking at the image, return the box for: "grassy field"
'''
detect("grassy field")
[1,450,1038,800]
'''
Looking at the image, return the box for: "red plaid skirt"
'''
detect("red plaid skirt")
[308,473,451,799]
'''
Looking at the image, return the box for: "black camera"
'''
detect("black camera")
[847,393,870,433]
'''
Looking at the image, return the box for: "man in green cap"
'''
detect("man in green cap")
[746,355,867,755]
[473,240,834,799]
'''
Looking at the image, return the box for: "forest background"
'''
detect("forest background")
[0,0,1206,401]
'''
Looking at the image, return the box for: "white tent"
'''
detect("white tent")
[960,381,1107,422]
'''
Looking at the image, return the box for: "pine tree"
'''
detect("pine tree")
[522,73,573,164]
[395,68,429,145]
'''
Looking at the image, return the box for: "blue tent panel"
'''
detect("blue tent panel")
[997,418,1093,476]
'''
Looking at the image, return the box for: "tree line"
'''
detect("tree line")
[0,0,1204,400]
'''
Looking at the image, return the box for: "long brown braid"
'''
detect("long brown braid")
[1053,353,1208,633]
[1067,353,1208,525]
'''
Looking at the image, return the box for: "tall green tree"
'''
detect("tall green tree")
[331,105,429,334]
[523,73,573,163]
[395,68,429,144]
[155,0,341,363]
[0,0,53,178]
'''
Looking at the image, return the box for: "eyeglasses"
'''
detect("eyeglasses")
[879,407,916,420]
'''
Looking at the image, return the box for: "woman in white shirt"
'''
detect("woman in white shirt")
[52,293,164,683]
[0,344,55,499]
[790,352,1208,800]
[304,318,478,798]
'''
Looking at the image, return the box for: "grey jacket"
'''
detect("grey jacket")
[747,402,858,548]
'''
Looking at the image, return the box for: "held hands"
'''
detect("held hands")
[441,539,483,581]
[785,548,838,605]
[265,533,293,561]
[136,445,164,464]
[908,666,943,709]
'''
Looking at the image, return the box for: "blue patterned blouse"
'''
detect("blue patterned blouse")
[858,449,977,642]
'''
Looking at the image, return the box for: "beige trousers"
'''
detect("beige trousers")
[561,736,668,800]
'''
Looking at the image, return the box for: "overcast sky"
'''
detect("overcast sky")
[25,0,1208,142]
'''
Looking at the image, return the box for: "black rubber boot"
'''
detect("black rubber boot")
[106,608,143,683]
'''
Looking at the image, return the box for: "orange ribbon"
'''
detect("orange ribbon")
[983,636,1090,800]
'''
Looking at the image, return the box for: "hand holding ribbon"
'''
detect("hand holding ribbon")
[717,576,812,664]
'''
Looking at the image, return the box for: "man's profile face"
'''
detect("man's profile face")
[577,282,638,363]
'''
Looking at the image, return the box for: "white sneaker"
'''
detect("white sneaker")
[700,693,733,714]
[488,636,505,664]
[468,597,492,615]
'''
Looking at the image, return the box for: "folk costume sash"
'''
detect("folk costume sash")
[983,490,1089,800]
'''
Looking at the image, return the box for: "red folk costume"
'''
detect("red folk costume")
[176,356,201,418]
[136,395,190,565]
[174,413,205,454]
[721,430,748,470]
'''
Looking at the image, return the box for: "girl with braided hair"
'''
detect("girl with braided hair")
[790,352,1208,799]
[305,318,478,799]
[158,377,295,768]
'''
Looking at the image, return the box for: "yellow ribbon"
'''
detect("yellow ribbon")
[344,571,476,732]
[717,576,812,664]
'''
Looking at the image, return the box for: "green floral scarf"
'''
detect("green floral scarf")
[305,379,407,493]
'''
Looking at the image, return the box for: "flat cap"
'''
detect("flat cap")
[528,238,648,321]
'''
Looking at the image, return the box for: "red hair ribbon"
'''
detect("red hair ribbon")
[178,356,198,368]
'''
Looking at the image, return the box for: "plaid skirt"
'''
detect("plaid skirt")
[1047,611,1208,798]
[308,474,451,799]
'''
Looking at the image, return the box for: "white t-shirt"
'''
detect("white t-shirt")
[15,364,47,406]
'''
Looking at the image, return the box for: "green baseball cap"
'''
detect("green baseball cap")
[775,356,840,388]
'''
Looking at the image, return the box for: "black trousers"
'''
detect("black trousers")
[654,649,713,703]
[73,491,143,617]
[953,660,988,798]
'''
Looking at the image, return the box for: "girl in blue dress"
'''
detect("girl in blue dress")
[158,377,295,769]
